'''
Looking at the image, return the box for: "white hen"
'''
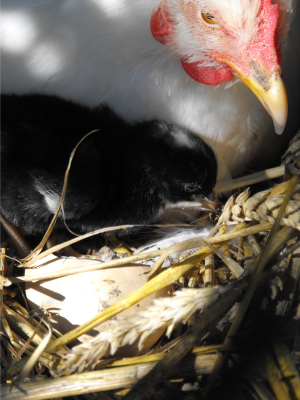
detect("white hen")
[1,0,299,181]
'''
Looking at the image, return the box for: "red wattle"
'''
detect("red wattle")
[181,59,234,85]
[150,7,172,45]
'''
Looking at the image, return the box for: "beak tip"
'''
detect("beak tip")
[222,61,288,135]
[274,121,285,135]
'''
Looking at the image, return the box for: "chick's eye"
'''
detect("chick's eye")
[185,184,201,192]
[200,12,218,29]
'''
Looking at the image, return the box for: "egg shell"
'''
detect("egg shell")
[25,255,171,356]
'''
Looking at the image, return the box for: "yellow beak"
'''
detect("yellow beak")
[217,59,288,135]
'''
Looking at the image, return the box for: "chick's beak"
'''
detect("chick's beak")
[193,193,218,212]
[217,59,288,135]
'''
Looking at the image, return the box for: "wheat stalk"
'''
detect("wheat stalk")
[59,285,233,375]
[218,179,300,229]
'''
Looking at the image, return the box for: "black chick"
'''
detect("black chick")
[1,94,217,236]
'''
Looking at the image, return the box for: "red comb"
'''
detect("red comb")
[150,4,172,44]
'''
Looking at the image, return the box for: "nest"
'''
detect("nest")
[2,136,300,400]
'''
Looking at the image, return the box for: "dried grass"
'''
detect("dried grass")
[59,286,227,374]
[218,179,300,229]
[2,163,300,400]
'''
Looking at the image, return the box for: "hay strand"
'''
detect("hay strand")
[214,165,286,193]
[121,285,245,400]
[202,174,300,398]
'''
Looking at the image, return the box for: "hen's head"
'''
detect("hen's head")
[151,0,288,134]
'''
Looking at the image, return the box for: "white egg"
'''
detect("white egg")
[25,255,171,356]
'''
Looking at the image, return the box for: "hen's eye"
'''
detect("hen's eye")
[200,12,218,29]
[185,184,201,192]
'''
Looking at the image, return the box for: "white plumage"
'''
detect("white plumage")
[1,0,300,182]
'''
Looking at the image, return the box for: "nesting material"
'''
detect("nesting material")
[2,170,300,400]
[218,180,300,229]
[59,286,223,374]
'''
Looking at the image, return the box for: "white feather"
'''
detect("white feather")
[135,225,212,268]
